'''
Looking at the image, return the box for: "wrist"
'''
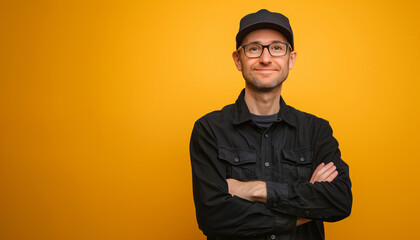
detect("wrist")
[251,181,267,202]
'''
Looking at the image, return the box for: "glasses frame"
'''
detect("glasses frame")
[237,42,292,58]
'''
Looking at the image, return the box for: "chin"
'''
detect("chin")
[243,72,288,92]
[247,79,283,92]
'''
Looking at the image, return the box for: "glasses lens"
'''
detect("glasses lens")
[269,43,287,56]
[244,44,262,58]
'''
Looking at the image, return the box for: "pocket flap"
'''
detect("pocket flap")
[282,148,312,165]
[218,147,256,165]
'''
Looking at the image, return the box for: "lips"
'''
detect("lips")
[254,68,277,74]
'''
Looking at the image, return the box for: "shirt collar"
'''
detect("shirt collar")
[233,89,297,128]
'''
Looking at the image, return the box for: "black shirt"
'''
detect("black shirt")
[189,89,352,240]
[250,112,278,129]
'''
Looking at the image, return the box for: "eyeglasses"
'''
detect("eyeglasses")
[237,42,291,58]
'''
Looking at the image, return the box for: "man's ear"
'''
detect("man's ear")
[232,51,242,71]
[288,51,297,69]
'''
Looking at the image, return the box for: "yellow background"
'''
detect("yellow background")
[1,0,419,239]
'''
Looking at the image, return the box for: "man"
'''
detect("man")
[189,9,352,240]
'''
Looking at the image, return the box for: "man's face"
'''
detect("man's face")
[232,29,297,92]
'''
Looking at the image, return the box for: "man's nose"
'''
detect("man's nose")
[259,47,272,64]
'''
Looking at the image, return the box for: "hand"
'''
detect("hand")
[296,163,337,226]
[310,162,338,184]
[296,217,311,226]
[226,179,267,202]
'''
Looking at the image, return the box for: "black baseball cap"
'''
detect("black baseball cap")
[236,9,294,50]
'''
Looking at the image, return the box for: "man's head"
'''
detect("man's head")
[233,9,297,92]
[235,9,294,51]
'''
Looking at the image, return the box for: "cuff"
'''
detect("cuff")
[266,181,289,206]
[275,213,297,234]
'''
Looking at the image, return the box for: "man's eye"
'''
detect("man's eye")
[271,45,284,51]
[249,47,259,52]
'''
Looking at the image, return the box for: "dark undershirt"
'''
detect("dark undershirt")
[250,112,279,129]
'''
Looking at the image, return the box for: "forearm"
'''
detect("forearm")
[263,121,353,221]
[265,174,352,221]
[191,120,297,237]
[193,174,297,236]
[194,196,297,236]
[227,179,267,202]
[227,161,346,221]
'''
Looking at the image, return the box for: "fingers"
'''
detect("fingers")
[310,162,338,183]
[325,170,338,182]
[317,162,335,177]
[310,163,325,183]
[311,162,333,183]
[319,163,336,181]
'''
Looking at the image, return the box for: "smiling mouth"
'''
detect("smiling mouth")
[254,69,277,74]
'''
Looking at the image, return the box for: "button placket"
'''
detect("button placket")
[262,130,271,181]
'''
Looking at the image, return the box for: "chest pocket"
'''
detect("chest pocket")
[281,147,313,183]
[218,147,257,181]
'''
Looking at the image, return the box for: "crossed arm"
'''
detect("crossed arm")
[227,162,338,226]
[190,119,352,236]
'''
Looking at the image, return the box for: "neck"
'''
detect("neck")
[244,84,282,115]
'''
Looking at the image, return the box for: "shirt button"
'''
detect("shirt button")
[271,235,276,239]
[272,202,278,207]
[264,162,270,167]
[299,157,305,162]
[234,157,239,163]
[264,133,269,138]
[305,210,310,216]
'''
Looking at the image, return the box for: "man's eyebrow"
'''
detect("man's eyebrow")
[245,40,285,45]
